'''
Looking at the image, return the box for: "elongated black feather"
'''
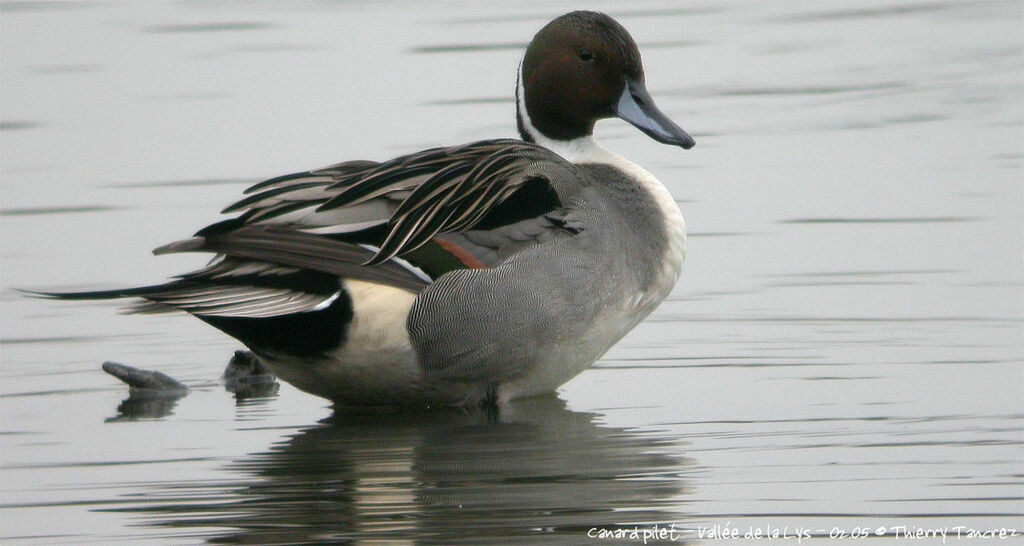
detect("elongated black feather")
[190,139,583,272]
[318,165,435,210]
[242,170,316,194]
[189,225,429,291]
[223,181,331,213]
[243,200,322,224]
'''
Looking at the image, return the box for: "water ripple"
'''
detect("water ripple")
[0,120,42,131]
[780,1,956,22]
[0,205,121,216]
[779,216,980,224]
[411,42,526,54]
[144,22,275,34]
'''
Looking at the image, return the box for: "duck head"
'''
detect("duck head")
[517,11,695,149]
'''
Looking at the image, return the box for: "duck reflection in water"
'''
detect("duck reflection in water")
[104,396,692,543]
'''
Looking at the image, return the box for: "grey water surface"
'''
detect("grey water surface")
[2,0,1021,544]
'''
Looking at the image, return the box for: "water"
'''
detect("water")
[2,0,1021,543]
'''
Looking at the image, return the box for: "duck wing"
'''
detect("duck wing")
[178,138,585,281]
[39,139,587,326]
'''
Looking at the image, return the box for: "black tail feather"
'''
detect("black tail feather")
[19,284,180,301]
[25,275,354,356]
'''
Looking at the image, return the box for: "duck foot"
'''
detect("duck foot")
[102,361,190,420]
[102,361,190,395]
[222,350,280,398]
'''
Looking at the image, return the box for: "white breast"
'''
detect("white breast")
[539,135,687,303]
[499,137,687,401]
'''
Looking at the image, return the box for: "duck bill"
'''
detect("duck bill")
[613,78,695,149]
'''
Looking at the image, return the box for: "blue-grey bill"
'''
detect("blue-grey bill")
[614,78,695,149]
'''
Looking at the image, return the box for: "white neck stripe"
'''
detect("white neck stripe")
[516,60,611,164]
[515,60,686,298]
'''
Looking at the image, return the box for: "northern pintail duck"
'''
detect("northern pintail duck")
[40,11,695,407]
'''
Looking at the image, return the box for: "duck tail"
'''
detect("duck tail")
[17,283,184,314]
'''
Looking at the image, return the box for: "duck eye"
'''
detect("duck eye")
[577,48,594,61]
